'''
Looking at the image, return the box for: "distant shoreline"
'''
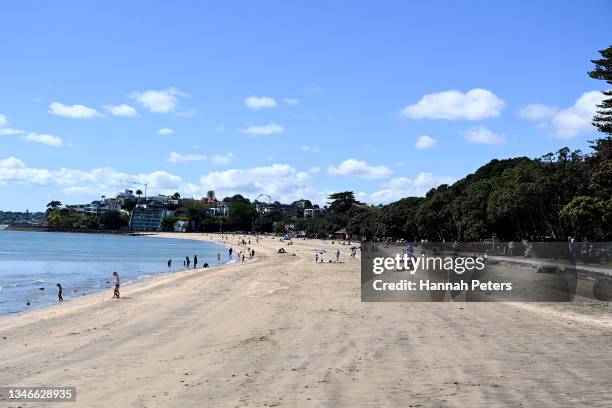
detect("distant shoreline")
[4,224,140,235]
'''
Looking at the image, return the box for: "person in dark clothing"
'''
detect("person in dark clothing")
[229,247,233,258]
[194,254,198,269]
[168,259,172,268]
[56,283,63,302]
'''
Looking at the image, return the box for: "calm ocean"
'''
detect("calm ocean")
[0,231,230,315]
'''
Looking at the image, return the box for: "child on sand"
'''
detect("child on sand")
[112,272,120,299]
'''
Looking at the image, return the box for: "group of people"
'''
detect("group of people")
[54,234,261,305]
[315,248,344,263]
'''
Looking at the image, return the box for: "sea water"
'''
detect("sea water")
[0,231,230,315]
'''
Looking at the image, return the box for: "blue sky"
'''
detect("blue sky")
[1,1,611,211]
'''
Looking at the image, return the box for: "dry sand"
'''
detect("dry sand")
[1,233,611,407]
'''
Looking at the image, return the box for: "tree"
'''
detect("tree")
[328,192,358,213]
[589,46,612,136]
[97,210,123,230]
[47,200,62,208]
[135,189,143,200]
[228,202,257,231]
[223,194,250,204]
[206,190,216,201]
[375,197,422,240]
[560,196,606,240]
[177,200,208,231]
[46,200,62,216]
[123,198,137,213]
[172,192,181,200]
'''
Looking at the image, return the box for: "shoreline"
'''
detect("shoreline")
[0,232,233,319]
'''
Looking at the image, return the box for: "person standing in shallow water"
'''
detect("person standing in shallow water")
[112,272,120,299]
[167,259,172,269]
[194,254,198,269]
[56,283,63,302]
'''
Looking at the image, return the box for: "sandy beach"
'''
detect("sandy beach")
[1,233,611,407]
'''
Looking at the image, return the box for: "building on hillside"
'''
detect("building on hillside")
[116,189,135,201]
[129,204,173,231]
[304,208,322,218]
[207,203,230,217]
[68,198,121,216]
[202,195,218,205]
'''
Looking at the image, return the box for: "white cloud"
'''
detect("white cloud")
[308,166,321,174]
[244,96,277,110]
[48,102,101,119]
[284,97,299,105]
[103,104,138,117]
[169,152,207,163]
[519,104,558,121]
[239,122,284,135]
[0,128,26,135]
[368,173,456,204]
[520,91,604,138]
[200,164,320,203]
[211,153,236,165]
[0,157,196,197]
[0,157,25,168]
[305,86,322,94]
[130,87,187,113]
[401,88,504,120]
[328,159,393,179]
[0,114,6,126]
[24,133,63,147]
[158,127,174,135]
[463,126,505,145]
[301,144,320,153]
[214,124,225,132]
[415,135,436,149]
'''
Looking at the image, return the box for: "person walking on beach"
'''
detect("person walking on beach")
[112,272,120,299]
[194,254,198,269]
[185,256,190,268]
[336,249,340,263]
[569,238,576,263]
[56,283,63,303]
[251,249,255,258]
[229,247,233,258]
[217,252,221,262]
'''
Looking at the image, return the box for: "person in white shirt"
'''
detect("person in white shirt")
[112,271,120,299]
